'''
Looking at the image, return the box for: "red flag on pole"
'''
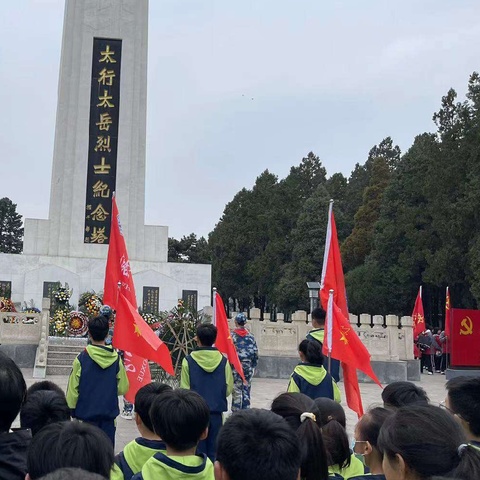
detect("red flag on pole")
[320,200,381,418]
[412,286,426,339]
[103,195,155,402]
[445,286,451,337]
[214,290,245,382]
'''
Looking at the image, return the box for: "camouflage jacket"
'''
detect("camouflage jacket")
[231,328,258,369]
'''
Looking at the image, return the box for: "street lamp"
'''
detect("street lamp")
[306,282,321,313]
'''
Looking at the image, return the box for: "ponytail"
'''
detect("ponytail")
[454,444,480,479]
[321,418,351,468]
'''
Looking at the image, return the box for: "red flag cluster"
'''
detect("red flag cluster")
[320,202,381,418]
[104,195,173,402]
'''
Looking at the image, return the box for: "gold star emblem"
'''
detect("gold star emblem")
[134,324,142,337]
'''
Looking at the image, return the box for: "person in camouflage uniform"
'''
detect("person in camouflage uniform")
[231,313,258,411]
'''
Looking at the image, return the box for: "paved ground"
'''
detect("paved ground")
[18,369,448,453]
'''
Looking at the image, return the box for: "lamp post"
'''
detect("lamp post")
[306,282,321,313]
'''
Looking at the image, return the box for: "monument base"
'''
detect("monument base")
[445,367,480,380]
[0,344,37,367]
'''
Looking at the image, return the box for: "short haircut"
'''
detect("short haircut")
[20,390,71,436]
[135,382,173,432]
[27,421,114,479]
[311,308,326,325]
[196,323,217,347]
[216,409,301,480]
[355,407,393,448]
[298,339,324,365]
[378,405,480,479]
[26,381,66,400]
[446,376,480,436]
[313,397,350,469]
[38,468,105,480]
[149,389,210,451]
[88,316,109,341]
[0,351,26,431]
[381,381,429,409]
[271,393,328,480]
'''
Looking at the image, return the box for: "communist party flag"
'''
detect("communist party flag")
[320,200,381,418]
[412,286,426,339]
[104,195,172,402]
[445,286,451,337]
[214,290,245,382]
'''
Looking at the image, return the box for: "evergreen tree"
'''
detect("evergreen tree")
[0,197,23,254]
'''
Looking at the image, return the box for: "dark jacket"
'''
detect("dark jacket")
[0,428,31,480]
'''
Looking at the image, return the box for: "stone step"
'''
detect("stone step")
[47,351,81,360]
[47,357,76,367]
[48,336,88,347]
[46,365,73,376]
[48,345,86,353]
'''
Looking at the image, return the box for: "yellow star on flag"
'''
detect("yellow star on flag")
[134,324,142,337]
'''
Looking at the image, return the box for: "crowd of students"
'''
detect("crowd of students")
[1,312,480,480]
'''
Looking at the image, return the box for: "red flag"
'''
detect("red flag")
[412,286,426,339]
[214,291,245,382]
[115,293,174,375]
[445,287,451,337]
[320,201,381,418]
[103,195,154,402]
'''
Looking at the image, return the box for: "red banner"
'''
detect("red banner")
[450,309,480,367]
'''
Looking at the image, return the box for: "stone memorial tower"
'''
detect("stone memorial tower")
[0,0,211,311]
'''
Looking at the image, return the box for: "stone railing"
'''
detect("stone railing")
[0,310,43,344]
[227,309,414,362]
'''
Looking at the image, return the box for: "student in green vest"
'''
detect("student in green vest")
[349,407,393,480]
[445,376,480,451]
[132,389,213,480]
[287,339,341,402]
[313,398,367,480]
[307,308,340,382]
[112,382,172,479]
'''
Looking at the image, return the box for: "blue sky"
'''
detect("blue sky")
[1,0,479,238]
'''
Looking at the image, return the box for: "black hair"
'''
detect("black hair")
[299,339,324,366]
[356,407,393,448]
[0,351,26,432]
[378,405,480,479]
[88,316,109,341]
[271,393,329,480]
[149,388,210,451]
[311,307,326,325]
[38,468,105,480]
[26,380,66,400]
[27,421,114,479]
[134,382,173,432]
[196,323,217,347]
[446,376,480,436]
[313,397,350,469]
[216,409,301,480]
[381,381,429,409]
[20,390,71,436]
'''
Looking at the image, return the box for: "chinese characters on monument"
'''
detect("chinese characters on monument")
[84,38,122,244]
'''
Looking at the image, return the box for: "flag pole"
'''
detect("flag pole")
[212,287,217,326]
[327,289,334,374]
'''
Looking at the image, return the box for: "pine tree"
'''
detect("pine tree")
[0,197,23,254]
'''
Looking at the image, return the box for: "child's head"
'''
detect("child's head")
[215,409,301,480]
[353,407,393,469]
[313,398,350,469]
[88,316,109,342]
[311,307,326,328]
[298,339,324,365]
[271,392,329,480]
[149,388,209,452]
[235,313,247,327]
[378,405,480,480]
[0,351,26,432]
[134,382,173,435]
[20,390,71,436]
[446,376,480,439]
[382,381,429,410]
[27,421,114,479]
[36,468,105,480]
[196,323,217,347]
[26,380,66,400]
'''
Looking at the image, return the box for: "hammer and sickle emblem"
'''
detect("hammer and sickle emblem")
[460,316,473,336]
